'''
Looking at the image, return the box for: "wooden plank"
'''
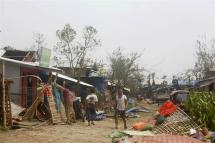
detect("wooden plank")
[23,95,43,120]
[2,61,6,128]
[46,86,62,124]
[60,101,67,123]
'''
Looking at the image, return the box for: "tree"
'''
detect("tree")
[147,74,151,87]
[109,47,144,93]
[126,66,145,92]
[77,26,101,77]
[161,75,168,86]
[54,24,100,76]
[194,38,215,79]
[54,24,77,70]
[54,24,101,97]
[151,72,156,86]
[31,33,46,61]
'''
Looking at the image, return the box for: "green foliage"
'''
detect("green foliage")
[193,38,215,79]
[54,24,101,76]
[184,91,215,130]
[109,47,144,93]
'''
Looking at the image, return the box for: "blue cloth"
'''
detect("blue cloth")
[80,77,107,93]
[96,111,106,121]
[52,84,61,112]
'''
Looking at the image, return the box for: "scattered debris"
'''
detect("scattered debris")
[109,131,126,138]
[96,111,106,121]
[11,102,24,118]
[114,134,204,143]
[153,107,200,135]
[12,120,49,129]
[126,107,150,114]
[122,130,154,137]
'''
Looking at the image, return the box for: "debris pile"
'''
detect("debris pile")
[153,107,200,135]
[110,100,210,143]
[11,84,75,129]
[114,134,204,143]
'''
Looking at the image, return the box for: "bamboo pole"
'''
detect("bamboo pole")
[2,61,6,128]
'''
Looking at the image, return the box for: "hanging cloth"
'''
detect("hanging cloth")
[52,83,61,112]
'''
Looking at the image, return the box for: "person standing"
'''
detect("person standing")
[86,88,98,126]
[56,82,76,124]
[115,88,128,129]
[62,84,76,124]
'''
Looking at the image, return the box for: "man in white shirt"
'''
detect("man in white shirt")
[86,88,98,126]
[115,88,128,129]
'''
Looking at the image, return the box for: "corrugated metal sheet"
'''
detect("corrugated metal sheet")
[0,56,62,72]
[52,72,94,87]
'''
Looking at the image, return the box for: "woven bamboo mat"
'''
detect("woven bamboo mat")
[153,107,200,135]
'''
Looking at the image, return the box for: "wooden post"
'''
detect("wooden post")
[47,72,52,85]
[2,61,6,128]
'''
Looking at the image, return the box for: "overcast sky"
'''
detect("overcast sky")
[0,0,215,78]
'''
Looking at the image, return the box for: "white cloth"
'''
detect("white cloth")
[116,94,127,111]
[86,94,98,104]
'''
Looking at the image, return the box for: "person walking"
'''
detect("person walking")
[115,88,128,129]
[86,88,98,126]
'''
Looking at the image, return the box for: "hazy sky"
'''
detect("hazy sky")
[0,0,215,78]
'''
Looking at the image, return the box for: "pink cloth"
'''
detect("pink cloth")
[63,89,75,102]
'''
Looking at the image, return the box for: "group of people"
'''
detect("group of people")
[55,82,128,129]
[85,87,128,129]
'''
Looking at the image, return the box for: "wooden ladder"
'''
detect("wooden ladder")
[0,84,13,127]
[47,86,62,124]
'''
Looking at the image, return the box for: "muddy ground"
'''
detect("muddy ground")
[0,102,157,143]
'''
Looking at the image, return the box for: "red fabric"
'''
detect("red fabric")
[63,89,75,102]
[43,86,52,96]
[132,122,145,130]
[159,101,176,116]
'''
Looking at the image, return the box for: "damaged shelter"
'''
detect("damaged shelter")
[0,55,96,128]
[18,72,94,126]
[195,76,215,92]
[0,56,62,128]
[0,56,61,107]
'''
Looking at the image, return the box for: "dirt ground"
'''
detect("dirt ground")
[0,102,157,143]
